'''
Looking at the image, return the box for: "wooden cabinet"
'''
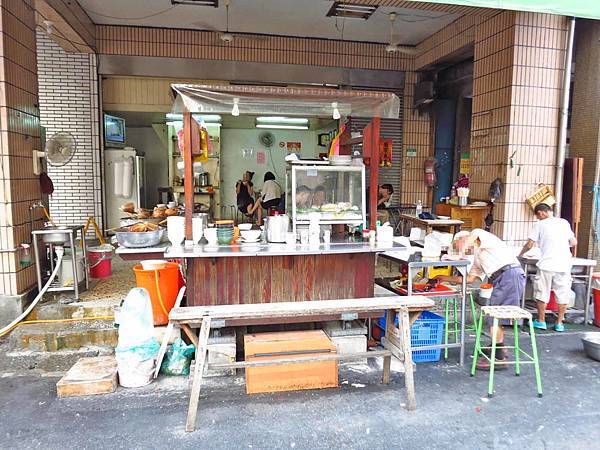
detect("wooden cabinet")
[436,203,487,231]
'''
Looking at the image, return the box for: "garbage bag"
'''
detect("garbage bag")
[114,288,160,387]
[115,287,156,350]
[160,338,196,376]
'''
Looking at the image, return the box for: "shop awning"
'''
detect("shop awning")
[404,0,600,20]
[170,84,400,119]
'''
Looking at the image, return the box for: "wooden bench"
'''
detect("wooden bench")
[166,296,434,432]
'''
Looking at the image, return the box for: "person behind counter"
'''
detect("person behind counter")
[377,184,394,224]
[236,171,262,223]
[377,184,394,208]
[261,171,283,213]
[518,203,577,332]
[296,185,313,208]
[436,228,525,370]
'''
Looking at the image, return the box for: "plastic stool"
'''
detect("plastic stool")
[471,305,543,398]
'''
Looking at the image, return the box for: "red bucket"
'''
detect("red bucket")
[88,245,113,278]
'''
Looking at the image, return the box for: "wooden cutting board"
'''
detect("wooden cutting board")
[57,356,118,398]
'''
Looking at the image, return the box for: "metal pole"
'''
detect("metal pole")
[554,16,576,217]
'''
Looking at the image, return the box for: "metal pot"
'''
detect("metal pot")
[195,172,210,187]
[581,333,600,362]
[265,214,289,243]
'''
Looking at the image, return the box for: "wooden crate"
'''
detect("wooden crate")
[244,330,338,394]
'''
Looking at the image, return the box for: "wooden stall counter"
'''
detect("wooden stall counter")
[166,240,404,306]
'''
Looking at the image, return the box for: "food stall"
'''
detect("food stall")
[166,83,402,306]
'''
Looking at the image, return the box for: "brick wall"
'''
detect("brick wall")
[36,31,103,233]
[569,20,600,261]
[0,0,42,296]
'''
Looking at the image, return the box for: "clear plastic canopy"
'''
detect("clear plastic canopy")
[171,83,400,119]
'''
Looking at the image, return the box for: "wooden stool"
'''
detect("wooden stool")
[471,305,543,398]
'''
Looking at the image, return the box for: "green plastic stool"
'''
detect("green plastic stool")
[471,305,543,398]
[443,293,479,359]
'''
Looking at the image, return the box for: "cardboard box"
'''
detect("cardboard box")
[244,330,338,394]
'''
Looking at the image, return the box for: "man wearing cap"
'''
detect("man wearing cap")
[519,203,577,332]
[437,229,526,369]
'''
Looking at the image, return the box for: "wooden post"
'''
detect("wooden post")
[183,112,194,241]
[363,117,381,230]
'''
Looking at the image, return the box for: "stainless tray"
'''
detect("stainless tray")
[115,229,165,248]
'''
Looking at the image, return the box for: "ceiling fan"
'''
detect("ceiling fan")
[385,12,418,55]
[190,0,270,43]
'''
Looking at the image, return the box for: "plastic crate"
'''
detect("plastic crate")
[377,311,445,363]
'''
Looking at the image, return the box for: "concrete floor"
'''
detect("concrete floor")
[1,332,599,449]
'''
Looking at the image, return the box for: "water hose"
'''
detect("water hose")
[0,247,65,337]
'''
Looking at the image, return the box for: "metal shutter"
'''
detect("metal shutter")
[349,88,403,207]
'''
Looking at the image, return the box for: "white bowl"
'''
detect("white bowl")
[238,223,253,231]
[140,259,167,270]
[241,229,262,241]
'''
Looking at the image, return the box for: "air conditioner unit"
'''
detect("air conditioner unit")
[413,81,435,108]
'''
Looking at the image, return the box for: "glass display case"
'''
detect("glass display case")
[286,163,366,232]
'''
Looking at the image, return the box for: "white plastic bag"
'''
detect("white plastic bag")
[115,288,156,349]
[115,288,160,387]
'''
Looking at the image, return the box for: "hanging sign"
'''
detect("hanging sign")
[459,151,471,175]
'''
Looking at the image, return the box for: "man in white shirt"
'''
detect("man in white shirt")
[519,203,577,332]
[438,228,525,369]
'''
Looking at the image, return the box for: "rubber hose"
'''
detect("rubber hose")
[0,248,64,337]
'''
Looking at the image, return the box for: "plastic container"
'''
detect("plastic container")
[479,283,493,299]
[59,249,85,287]
[88,245,113,278]
[547,291,559,312]
[377,311,445,363]
[133,262,182,325]
[593,273,600,327]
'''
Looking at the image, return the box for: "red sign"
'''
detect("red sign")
[286,142,301,151]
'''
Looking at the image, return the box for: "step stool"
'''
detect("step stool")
[443,292,479,359]
[471,305,542,398]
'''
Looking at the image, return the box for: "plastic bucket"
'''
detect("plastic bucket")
[479,283,493,299]
[133,262,182,326]
[593,273,600,328]
[59,250,85,287]
[547,291,559,312]
[88,245,113,279]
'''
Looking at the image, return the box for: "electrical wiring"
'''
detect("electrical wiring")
[83,4,179,21]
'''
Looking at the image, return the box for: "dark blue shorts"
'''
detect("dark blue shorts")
[487,266,526,325]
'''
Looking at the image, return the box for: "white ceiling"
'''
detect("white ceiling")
[78,0,460,45]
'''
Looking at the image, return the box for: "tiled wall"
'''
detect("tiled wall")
[400,11,568,243]
[96,25,413,72]
[472,12,567,243]
[0,0,42,296]
[569,20,600,260]
[36,31,103,234]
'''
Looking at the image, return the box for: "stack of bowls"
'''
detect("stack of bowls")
[215,220,235,245]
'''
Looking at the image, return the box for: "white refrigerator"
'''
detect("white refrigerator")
[104,147,146,230]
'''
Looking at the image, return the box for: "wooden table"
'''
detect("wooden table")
[399,213,463,235]
[519,255,597,324]
[166,241,404,306]
[167,296,434,432]
[435,203,487,230]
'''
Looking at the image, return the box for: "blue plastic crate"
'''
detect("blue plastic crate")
[377,310,445,363]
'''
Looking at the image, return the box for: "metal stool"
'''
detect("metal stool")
[443,292,479,359]
[471,305,542,398]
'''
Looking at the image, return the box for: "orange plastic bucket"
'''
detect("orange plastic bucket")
[133,262,182,326]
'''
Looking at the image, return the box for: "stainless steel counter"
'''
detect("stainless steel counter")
[165,240,404,258]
